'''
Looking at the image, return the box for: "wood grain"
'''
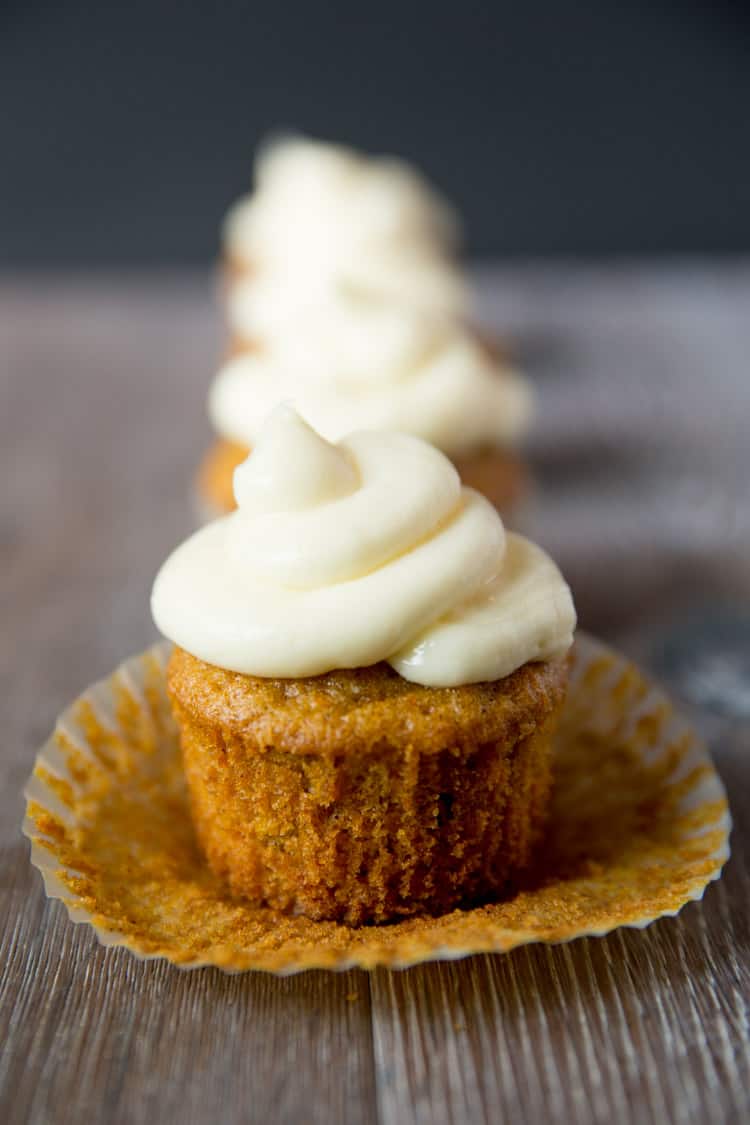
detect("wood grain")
[1,268,749,1125]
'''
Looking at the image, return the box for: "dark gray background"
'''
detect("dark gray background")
[2,0,749,264]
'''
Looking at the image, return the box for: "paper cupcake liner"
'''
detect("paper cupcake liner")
[23,634,730,974]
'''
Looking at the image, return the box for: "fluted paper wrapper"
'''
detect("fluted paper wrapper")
[23,635,730,974]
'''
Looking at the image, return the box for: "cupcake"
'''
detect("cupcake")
[154,407,575,925]
[199,137,533,520]
[221,135,465,328]
[199,300,532,517]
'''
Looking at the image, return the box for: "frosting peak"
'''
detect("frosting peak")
[233,405,358,513]
[153,411,575,684]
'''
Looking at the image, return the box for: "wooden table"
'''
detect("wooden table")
[2,266,749,1124]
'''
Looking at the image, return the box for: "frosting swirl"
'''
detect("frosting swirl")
[153,408,575,685]
[216,136,532,455]
[209,318,533,456]
[223,136,464,316]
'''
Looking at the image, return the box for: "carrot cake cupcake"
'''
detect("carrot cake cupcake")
[200,137,533,519]
[154,407,575,925]
[200,299,532,516]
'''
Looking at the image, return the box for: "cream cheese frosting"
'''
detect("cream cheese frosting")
[223,136,465,316]
[153,407,575,685]
[209,319,533,456]
[216,136,533,455]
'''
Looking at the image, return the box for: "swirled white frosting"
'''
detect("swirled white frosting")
[209,317,532,455]
[216,136,532,454]
[223,136,465,317]
[153,408,575,685]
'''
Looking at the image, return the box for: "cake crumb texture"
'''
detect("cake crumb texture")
[168,653,565,923]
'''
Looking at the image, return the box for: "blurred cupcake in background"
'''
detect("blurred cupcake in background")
[221,135,466,343]
[200,136,534,518]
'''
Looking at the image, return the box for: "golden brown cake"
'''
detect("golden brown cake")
[168,647,567,925]
[197,437,528,519]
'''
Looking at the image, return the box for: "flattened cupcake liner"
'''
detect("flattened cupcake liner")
[23,634,730,974]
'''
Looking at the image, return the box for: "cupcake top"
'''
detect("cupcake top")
[209,297,533,456]
[223,135,465,316]
[153,407,575,686]
[216,136,533,456]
